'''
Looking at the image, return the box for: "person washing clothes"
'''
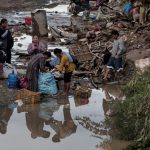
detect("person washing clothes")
[26,52,51,92]
[53,48,76,96]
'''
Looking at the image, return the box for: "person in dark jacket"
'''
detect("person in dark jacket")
[0,18,14,64]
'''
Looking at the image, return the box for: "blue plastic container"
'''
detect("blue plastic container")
[123,2,132,16]
[8,70,18,89]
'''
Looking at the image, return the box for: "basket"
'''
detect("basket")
[16,88,40,104]
[74,86,91,99]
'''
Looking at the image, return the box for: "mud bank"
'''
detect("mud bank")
[0,0,70,11]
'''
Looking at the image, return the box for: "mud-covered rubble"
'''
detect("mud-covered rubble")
[0,0,44,11]
[3,1,150,86]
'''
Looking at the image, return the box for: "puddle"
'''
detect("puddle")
[0,87,128,150]
[0,4,129,150]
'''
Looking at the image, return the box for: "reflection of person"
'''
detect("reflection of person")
[47,98,77,142]
[27,35,46,55]
[18,104,50,139]
[0,106,13,134]
[0,18,14,64]
[26,52,51,92]
[102,84,125,101]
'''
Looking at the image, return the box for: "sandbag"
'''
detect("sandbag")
[38,72,58,95]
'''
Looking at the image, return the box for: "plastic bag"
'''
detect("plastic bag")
[38,72,58,95]
[19,77,28,89]
[123,2,132,16]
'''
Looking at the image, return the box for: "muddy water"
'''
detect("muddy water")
[0,86,128,150]
[0,5,129,150]
[0,90,104,150]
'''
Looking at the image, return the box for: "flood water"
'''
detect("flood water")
[0,4,129,150]
[0,90,103,150]
[0,85,128,150]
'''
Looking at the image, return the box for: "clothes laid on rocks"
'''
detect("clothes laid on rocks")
[26,53,45,92]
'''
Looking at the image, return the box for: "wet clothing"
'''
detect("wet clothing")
[50,52,73,68]
[26,53,45,92]
[56,54,75,83]
[107,57,123,71]
[64,72,73,83]
[57,54,76,73]
[27,42,46,55]
[0,28,14,64]
[0,50,6,63]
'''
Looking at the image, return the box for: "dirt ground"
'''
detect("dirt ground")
[0,0,48,11]
[0,0,70,11]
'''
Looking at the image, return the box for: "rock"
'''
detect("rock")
[135,57,150,73]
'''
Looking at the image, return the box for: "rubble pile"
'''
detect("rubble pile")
[3,0,150,86]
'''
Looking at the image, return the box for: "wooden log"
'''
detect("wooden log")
[31,9,48,37]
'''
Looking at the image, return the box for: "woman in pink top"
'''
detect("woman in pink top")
[27,35,46,55]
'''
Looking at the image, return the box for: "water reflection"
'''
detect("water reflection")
[102,84,125,117]
[17,104,50,139]
[16,97,77,141]
[47,98,77,142]
[0,105,13,134]
[102,84,125,101]
[0,88,128,150]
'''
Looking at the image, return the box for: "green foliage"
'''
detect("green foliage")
[112,71,150,149]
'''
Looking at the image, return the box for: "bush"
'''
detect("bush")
[112,71,150,149]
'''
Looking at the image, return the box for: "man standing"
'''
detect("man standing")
[0,18,14,64]
[103,30,125,81]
